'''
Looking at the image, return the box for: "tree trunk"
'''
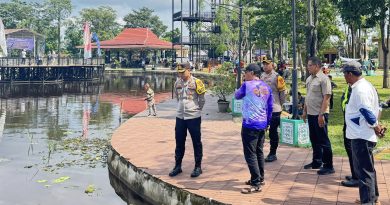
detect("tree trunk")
[268,40,273,58]
[381,18,389,88]
[351,25,356,58]
[358,27,361,59]
[278,35,282,62]
[306,0,313,79]
[346,25,350,57]
[271,39,276,60]
[298,45,305,81]
[312,0,318,56]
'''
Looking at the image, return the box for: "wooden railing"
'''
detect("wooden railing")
[0,57,104,67]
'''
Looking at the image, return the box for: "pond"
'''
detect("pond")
[0,72,176,205]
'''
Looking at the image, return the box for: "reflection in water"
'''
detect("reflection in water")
[0,111,5,143]
[0,73,177,205]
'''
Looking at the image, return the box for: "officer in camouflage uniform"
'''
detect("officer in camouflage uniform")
[260,55,287,162]
[169,63,206,178]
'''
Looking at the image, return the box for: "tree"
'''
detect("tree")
[332,0,368,58]
[0,0,33,29]
[79,6,120,41]
[123,7,167,37]
[333,0,390,87]
[64,18,83,56]
[362,0,390,88]
[161,28,181,43]
[45,0,72,60]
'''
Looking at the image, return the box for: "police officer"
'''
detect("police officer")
[260,55,286,162]
[169,63,206,178]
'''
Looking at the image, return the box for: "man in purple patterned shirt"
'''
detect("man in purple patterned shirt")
[235,63,273,194]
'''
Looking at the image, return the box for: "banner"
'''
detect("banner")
[0,18,7,57]
[92,32,101,57]
[83,22,92,59]
[6,38,34,51]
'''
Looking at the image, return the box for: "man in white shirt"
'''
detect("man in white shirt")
[343,61,385,205]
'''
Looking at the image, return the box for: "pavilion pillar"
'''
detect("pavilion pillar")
[105,49,111,64]
[128,51,132,67]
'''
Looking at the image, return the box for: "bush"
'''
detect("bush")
[211,62,236,102]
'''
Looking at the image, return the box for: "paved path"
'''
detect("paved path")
[111,94,390,205]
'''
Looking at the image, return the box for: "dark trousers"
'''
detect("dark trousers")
[307,114,333,169]
[351,139,379,204]
[343,122,357,179]
[269,112,281,155]
[174,117,202,167]
[330,93,334,109]
[241,127,265,186]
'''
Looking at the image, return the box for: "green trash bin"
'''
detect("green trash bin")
[231,97,242,116]
[280,118,311,147]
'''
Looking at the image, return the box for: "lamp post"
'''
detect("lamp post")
[291,0,298,119]
[237,0,243,89]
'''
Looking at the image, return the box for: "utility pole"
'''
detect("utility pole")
[306,0,313,79]
[237,0,243,89]
[292,0,298,119]
[172,0,174,65]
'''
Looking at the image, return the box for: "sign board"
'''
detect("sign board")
[232,97,242,115]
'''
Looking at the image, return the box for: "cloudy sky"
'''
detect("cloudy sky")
[2,0,214,33]
[71,0,181,27]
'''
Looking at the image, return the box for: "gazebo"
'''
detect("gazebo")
[87,28,181,67]
[4,29,45,58]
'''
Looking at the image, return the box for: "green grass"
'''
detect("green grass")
[294,75,390,156]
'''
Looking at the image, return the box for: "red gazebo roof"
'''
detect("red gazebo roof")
[91,28,178,50]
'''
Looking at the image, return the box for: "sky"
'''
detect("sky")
[70,0,179,27]
[71,0,216,28]
[2,0,215,35]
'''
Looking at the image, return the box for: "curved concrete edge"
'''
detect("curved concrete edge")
[107,147,230,205]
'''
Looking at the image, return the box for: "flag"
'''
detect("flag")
[92,32,101,57]
[83,22,92,59]
[82,103,91,138]
[0,18,7,57]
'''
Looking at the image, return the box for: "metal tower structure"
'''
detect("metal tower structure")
[172,0,222,66]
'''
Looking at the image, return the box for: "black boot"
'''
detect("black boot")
[265,154,277,162]
[190,166,202,177]
[169,165,182,177]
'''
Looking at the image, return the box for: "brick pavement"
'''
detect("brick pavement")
[111,94,390,205]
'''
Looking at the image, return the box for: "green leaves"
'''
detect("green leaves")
[123,7,167,37]
[80,6,121,41]
[211,62,236,102]
[84,184,96,194]
[53,176,70,183]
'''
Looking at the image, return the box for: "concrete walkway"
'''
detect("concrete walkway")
[110,94,390,205]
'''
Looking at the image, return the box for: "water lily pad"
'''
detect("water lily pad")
[36,180,48,183]
[52,176,70,183]
[84,184,96,194]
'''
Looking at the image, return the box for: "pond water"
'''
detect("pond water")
[0,72,176,205]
